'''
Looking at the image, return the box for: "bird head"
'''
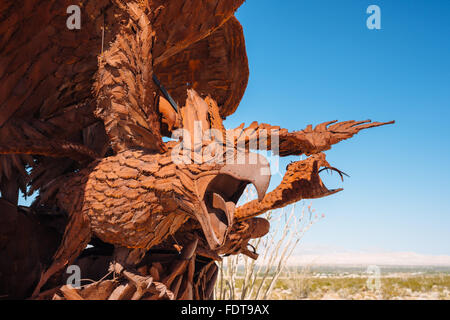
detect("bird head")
[157,90,271,252]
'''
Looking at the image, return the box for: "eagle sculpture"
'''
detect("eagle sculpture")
[0,0,393,300]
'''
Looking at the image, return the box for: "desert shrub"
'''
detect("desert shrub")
[215,186,323,300]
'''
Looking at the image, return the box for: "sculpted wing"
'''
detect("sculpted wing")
[0,0,247,202]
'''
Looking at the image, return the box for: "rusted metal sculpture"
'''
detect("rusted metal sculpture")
[0,0,393,300]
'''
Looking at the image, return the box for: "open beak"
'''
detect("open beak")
[195,152,271,250]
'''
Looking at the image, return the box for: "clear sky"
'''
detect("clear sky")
[226,0,450,255]
[16,1,449,257]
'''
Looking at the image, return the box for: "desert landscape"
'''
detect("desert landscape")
[1,1,448,304]
[217,265,450,300]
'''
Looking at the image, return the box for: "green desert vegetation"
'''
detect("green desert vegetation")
[215,188,450,300]
[273,272,450,300]
[216,257,450,300]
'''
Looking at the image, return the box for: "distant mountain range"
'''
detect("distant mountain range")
[287,245,450,266]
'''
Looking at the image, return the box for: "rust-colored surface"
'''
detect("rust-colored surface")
[154,16,249,117]
[0,1,393,300]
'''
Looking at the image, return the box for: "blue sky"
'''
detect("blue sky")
[16,1,449,257]
[226,0,450,255]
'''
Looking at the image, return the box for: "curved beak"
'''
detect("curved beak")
[219,152,271,201]
[195,152,271,250]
